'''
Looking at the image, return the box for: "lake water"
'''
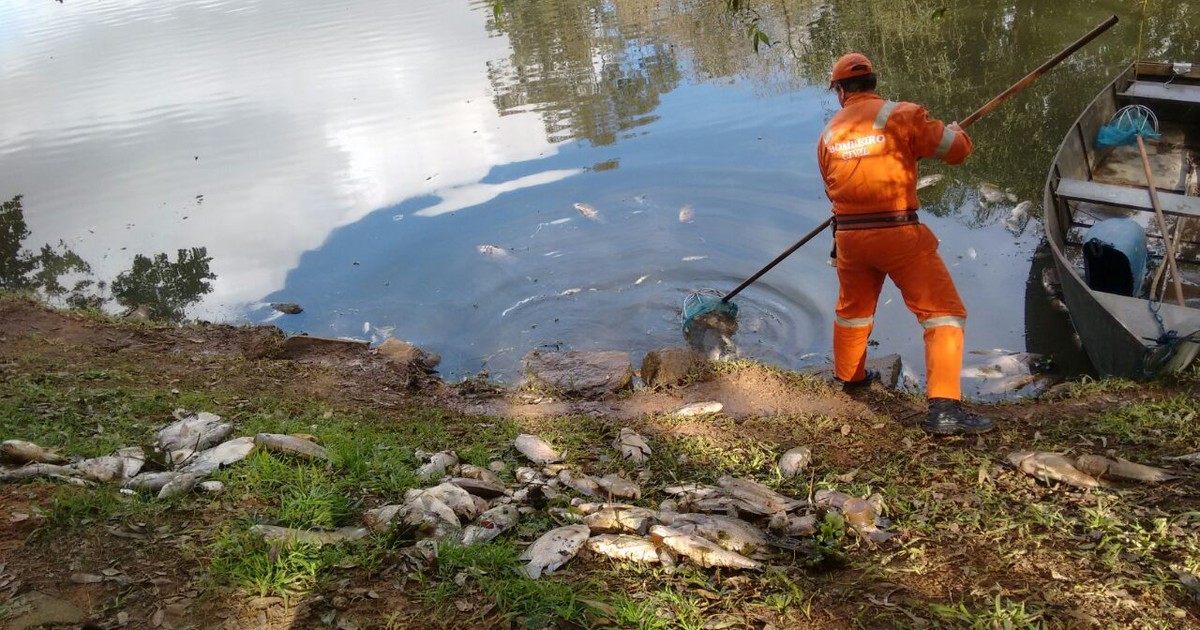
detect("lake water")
[2,0,1197,396]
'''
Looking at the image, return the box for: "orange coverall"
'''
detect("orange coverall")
[817,91,973,400]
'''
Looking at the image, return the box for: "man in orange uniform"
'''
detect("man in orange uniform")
[817,53,994,435]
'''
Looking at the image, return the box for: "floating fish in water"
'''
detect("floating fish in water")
[251,524,370,547]
[520,524,590,579]
[179,437,256,475]
[648,525,762,570]
[661,513,769,555]
[674,401,723,417]
[916,173,944,190]
[613,428,652,464]
[515,434,562,465]
[681,255,707,262]
[717,475,805,514]
[574,203,599,220]
[587,534,671,564]
[978,182,1017,204]
[594,473,641,500]
[583,506,659,535]
[157,411,233,466]
[415,450,459,481]
[255,433,328,461]
[1004,200,1033,235]
[559,288,582,296]
[1,439,67,465]
[634,275,650,285]
[1007,451,1102,489]
[778,447,812,478]
[462,504,520,545]
[841,497,896,544]
[1074,454,1180,483]
[477,244,509,258]
[678,205,694,222]
[406,483,479,522]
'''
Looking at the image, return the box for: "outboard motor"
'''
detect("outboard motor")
[1082,218,1148,297]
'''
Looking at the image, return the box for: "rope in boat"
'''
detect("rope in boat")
[1142,298,1200,376]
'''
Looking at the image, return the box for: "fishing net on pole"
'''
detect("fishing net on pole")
[1095,104,1160,148]
[681,288,739,334]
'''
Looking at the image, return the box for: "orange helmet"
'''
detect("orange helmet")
[829,53,874,88]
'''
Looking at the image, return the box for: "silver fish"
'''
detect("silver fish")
[179,437,256,475]
[583,506,659,535]
[72,456,126,483]
[1074,454,1179,483]
[114,447,146,480]
[476,244,509,258]
[661,513,769,554]
[255,433,329,461]
[405,483,478,522]
[916,173,944,190]
[416,450,459,481]
[0,462,85,482]
[446,476,508,499]
[1,439,67,465]
[674,401,723,417]
[520,524,590,579]
[978,182,1016,204]
[158,472,202,499]
[1004,200,1033,234]
[1008,451,1102,489]
[123,471,181,493]
[458,463,503,485]
[515,434,562,465]
[678,205,694,223]
[573,203,599,220]
[769,512,817,537]
[586,534,668,564]
[613,428,652,464]
[778,447,812,478]
[462,504,520,545]
[251,524,370,546]
[813,489,855,509]
[717,475,804,514]
[1163,452,1200,464]
[157,411,233,465]
[594,474,641,500]
[648,525,762,570]
[514,466,544,484]
[558,469,602,496]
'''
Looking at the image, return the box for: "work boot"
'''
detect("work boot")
[924,398,995,435]
[836,368,880,392]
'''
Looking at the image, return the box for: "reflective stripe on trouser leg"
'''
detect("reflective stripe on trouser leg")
[923,324,963,400]
[833,243,886,383]
[834,318,874,383]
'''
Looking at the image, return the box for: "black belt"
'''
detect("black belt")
[834,210,919,231]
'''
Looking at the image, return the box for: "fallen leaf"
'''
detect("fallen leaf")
[70,573,104,584]
[840,424,852,436]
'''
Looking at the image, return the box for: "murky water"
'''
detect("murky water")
[2,0,1198,396]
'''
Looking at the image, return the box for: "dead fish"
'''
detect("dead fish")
[457,463,503,486]
[1004,200,1033,234]
[405,483,479,522]
[841,498,896,544]
[648,525,762,570]
[416,450,459,481]
[520,524,590,579]
[558,469,602,496]
[661,513,769,554]
[813,489,854,509]
[251,524,370,547]
[198,480,225,493]
[157,411,233,465]
[678,205,694,223]
[587,534,669,564]
[1007,451,1102,489]
[114,447,146,480]
[446,476,508,499]
[1074,454,1179,483]
[978,182,1016,204]
[158,472,202,499]
[0,462,86,483]
[514,434,562,465]
[368,501,460,539]
[461,504,520,545]
[916,173,944,190]
[717,476,805,514]
[583,506,659,535]
[594,474,641,500]
[778,447,812,478]
[514,466,543,484]
[1,439,67,465]
[476,244,509,258]
[123,471,181,493]
[179,437,257,475]
[613,428,652,464]
[255,433,329,461]
[769,512,817,537]
[72,456,126,483]
[674,401,723,417]
[573,203,599,220]
[1163,452,1200,464]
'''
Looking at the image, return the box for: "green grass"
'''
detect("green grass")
[1088,394,1200,445]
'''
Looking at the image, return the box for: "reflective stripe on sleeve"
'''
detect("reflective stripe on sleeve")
[873,101,898,129]
[836,315,874,328]
[922,315,966,329]
[932,126,957,160]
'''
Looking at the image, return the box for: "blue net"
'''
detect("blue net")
[682,288,738,333]
[1096,105,1161,149]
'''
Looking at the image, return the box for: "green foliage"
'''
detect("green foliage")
[111,247,215,322]
[207,524,341,600]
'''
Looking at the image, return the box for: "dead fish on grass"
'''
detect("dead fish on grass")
[72,456,128,483]
[769,512,817,537]
[649,525,762,570]
[673,401,723,417]
[717,475,805,514]
[778,447,812,478]
[587,534,673,565]
[613,428,652,464]
[1007,451,1103,489]
[661,513,769,555]
[1163,452,1200,464]
[583,506,659,535]
[124,471,182,493]
[520,524,590,579]
[515,434,562,465]
[1074,454,1180,483]
[457,463,503,485]
[595,473,641,500]
[841,497,896,544]
[462,504,520,545]
[179,437,256,475]
[0,463,90,486]
[157,411,233,465]
[446,476,508,499]
[415,450,459,480]
[1,439,67,465]
[158,472,203,499]
[251,524,370,546]
[558,469,602,496]
[405,483,479,522]
[255,433,328,461]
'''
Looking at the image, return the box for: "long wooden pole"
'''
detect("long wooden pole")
[720,15,1120,303]
[1137,134,1186,306]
